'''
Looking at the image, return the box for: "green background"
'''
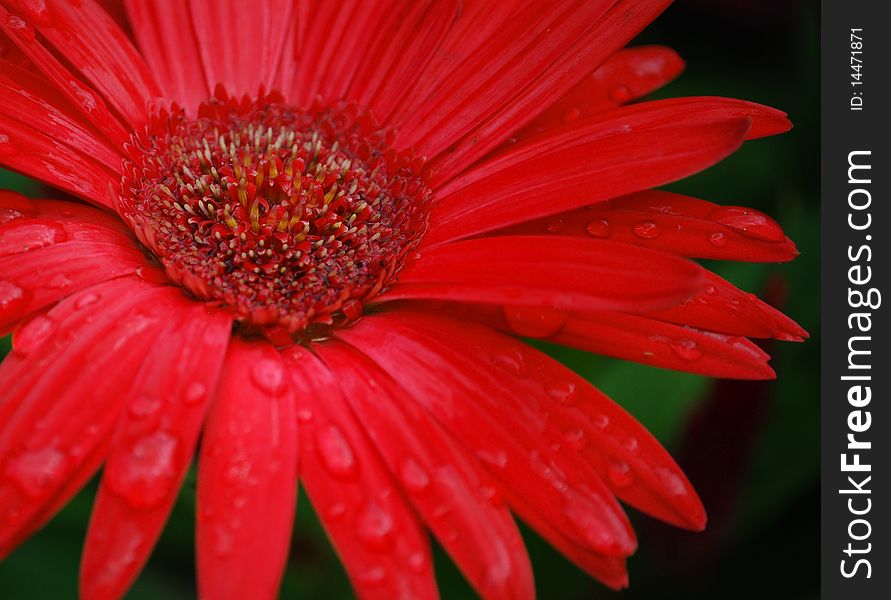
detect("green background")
[0,1,819,598]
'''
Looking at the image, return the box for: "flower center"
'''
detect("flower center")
[119,91,430,342]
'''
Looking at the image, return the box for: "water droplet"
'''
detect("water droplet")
[357,566,387,588]
[0,280,26,315]
[212,526,234,557]
[609,85,633,103]
[708,206,785,242]
[326,502,347,523]
[475,448,509,469]
[561,107,581,123]
[5,447,67,499]
[606,460,635,488]
[563,428,588,451]
[703,284,717,295]
[68,79,97,112]
[590,413,610,430]
[547,381,578,405]
[0,221,67,257]
[46,273,72,289]
[106,431,179,509]
[128,394,162,418]
[74,292,100,310]
[296,408,313,423]
[0,207,23,224]
[357,503,394,551]
[407,552,427,574]
[250,358,286,395]
[668,338,703,361]
[492,349,526,376]
[632,220,660,239]
[545,218,564,233]
[19,0,54,28]
[5,15,35,40]
[398,458,431,494]
[183,381,207,405]
[585,218,611,238]
[12,315,55,357]
[623,437,639,453]
[708,231,727,247]
[315,425,358,480]
[503,305,567,338]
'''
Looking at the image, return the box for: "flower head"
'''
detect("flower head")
[0,1,805,599]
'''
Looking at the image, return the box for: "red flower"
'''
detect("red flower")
[0,1,805,598]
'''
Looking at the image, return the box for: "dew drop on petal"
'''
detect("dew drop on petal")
[326,502,347,523]
[407,552,428,574]
[632,220,660,239]
[585,218,611,239]
[183,381,207,405]
[708,231,728,247]
[668,338,703,361]
[5,447,67,499]
[250,358,286,395]
[106,431,179,509]
[19,0,54,27]
[357,503,395,551]
[75,292,100,310]
[590,413,610,430]
[606,459,635,488]
[12,315,56,358]
[46,273,72,289]
[547,381,578,406]
[503,305,568,338]
[475,448,509,469]
[708,206,785,242]
[128,394,162,418]
[357,566,387,589]
[623,437,639,453]
[314,425,358,480]
[563,428,588,451]
[609,85,634,103]
[492,349,526,376]
[0,281,26,315]
[398,457,431,495]
[2,222,67,257]
[296,408,313,423]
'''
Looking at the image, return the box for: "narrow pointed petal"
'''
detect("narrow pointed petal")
[501,190,799,263]
[0,61,123,173]
[315,341,535,600]
[336,313,638,561]
[0,278,178,557]
[196,339,298,600]
[188,0,294,98]
[396,1,676,185]
[282,346,438,600]
[0,5,130,147]
[79,304,232,600]
[0,219,156,333]
[124,0,209,110]
[4,0,161,130]
[425,117,752,246]
[346,0,461,124]
[517,46,685,139]
[379,235,703,314]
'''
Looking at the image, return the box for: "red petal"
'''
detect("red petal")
[425,117,752,246]
[517,45,685,138]
[314,340,535,600]
[396,0,674,185]
[380,235,703,313]
[0,227,154,334]
[640,270,808,341]
[346,0,461,124]
[336,313,638,560]
[500,190,799,263]
[3,0,159,130]
[79,304,232,600]
[282,345,438,600]
[188,0,294,98]
[123,0,209,110]
[196,339,299,600]
[0,6,130,147]
[0,61,122,173]
[0,278,178,557]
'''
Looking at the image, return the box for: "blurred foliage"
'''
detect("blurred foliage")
[0,1,819,598]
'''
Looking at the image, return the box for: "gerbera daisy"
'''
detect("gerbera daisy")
[0,0,806,598]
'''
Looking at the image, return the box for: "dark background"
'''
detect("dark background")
[0,1,820,597]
